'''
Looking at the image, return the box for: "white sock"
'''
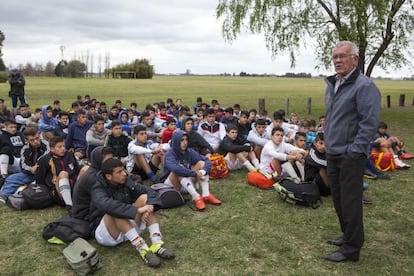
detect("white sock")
[200,176,210,197]
[243,160,256,172]
[252,158,260,169]
[58,178,72,206]
[148,223,163,245]
[0,154,9,175]
[125,228,149,253]
[180,177,199,200]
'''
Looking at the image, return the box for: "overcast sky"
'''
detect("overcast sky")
[1,0,412,78]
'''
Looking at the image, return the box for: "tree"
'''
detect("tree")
[216,0,414,76]
[0,30,5,71]
[63,60,87,78]
[111,58,154,79]
[55,60,67,77]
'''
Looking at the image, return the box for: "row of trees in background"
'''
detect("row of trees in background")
[0,58,154,79]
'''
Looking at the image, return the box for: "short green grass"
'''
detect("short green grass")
[0,76,413,275]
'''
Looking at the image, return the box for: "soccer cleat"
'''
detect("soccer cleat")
[193,196,206,211]
[362,182,369,190]
[203,193,222,205]
[140,250,161,268]
[394,158,411,169]
[150,243,175,260]
[400,152,414,160]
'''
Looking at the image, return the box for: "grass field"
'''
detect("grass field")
[0,76,413,275]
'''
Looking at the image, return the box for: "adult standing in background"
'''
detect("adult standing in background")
[323,41,381,263]
[8,68,26,115]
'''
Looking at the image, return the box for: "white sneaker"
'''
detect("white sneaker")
[394,157,411,169]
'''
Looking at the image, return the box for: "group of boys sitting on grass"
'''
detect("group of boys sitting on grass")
[0,95,412,268]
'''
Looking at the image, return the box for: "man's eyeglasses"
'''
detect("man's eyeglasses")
[331,54,355,61]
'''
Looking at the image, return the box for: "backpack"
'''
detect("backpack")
[370,151,396,172]
[151,183,185,209]
[209,154,229,179]
[273,178,321,209]
[7,185,29,210]
[43,215,91,243]
[246,171,276,189]
[62,237,102,276]
[22,184,54,209]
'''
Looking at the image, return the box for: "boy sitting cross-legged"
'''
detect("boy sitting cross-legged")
[127,125,166,184]
[35,136,79,210]
[259,126,305,178]
[161,130,221,211]
[90,158,174,268]
[218,124,260,172]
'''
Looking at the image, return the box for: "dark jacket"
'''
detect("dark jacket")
[8,72,25,96]
[324,69,381,156]
[72,146,105,221]
[35,151,79,189]
[0,130,25,157]
[89,174,162,235]
[218,135,253,156]
[54,121,69,139]
[104,134,132,158]
[20,140,49,174]
[180,117,213,155]
[161,130,211,181]
[65,120,93,151]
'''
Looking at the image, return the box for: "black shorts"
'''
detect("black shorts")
[130,161,158,180]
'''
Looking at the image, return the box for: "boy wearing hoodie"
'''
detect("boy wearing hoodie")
[39,105,58,140]
[161,130,221,211]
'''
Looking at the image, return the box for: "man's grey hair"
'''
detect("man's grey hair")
[334,41,359,56]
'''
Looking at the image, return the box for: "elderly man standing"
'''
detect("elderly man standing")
[323,41,381,263]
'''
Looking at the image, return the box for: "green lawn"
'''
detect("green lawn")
[0,76,413,275]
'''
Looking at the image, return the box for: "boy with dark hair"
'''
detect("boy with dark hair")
[304,133,330,196]
[247,118,269,159]
[140,111,163,143]
[127,125,165,183]
[52,100,62,118]
[0,120,25,186]
[259,127,305,177]
[104,120,132,165]
[26,108,42,128]
[15,103,31,133]
[236,110,252,140]
[65,110,93,160]
[197,108,226,152]
[221,107,238,126]
[0,127,49,204]
[218,124,260,172]
[90,158,174,268]
[160,118,176,143]
[374,121,413,161]
[36,136,79,209]
[86,116,111,157]
[54,112,70,139]
[161,130,221,211]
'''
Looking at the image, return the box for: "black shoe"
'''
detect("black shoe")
[324,251,358,262]
[326,238,344,246]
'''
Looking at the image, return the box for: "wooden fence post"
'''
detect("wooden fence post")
[306,97,311,114]
[258,98,265,115]
[399,94,405,107]
[285,98,290,115]
[386,95,391,108]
